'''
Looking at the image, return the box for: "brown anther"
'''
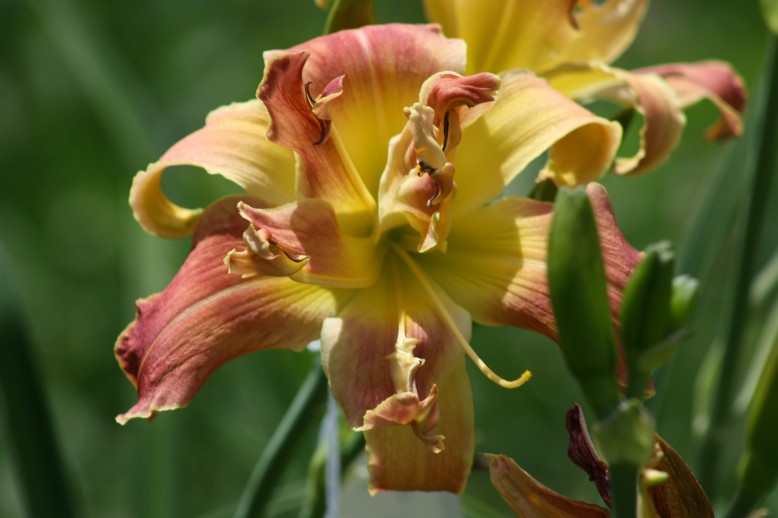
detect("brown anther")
[304,81,328,145]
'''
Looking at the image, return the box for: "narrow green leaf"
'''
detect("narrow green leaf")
[0,245,77,518]
[323,0,376,34]
[548,188,620,419]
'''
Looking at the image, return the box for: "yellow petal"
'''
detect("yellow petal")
[424,0,647,75]
[454,71,621,214]
[129,100,296,238]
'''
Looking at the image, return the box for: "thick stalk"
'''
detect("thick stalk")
[610,463,639,518]
[698,34,778,493]
[234,359,329,518]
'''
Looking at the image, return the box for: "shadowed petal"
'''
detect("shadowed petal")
[365,358,474,494]
[115,196,347,424]
[424,0,647,75]
[454,71,621,214]
[235,198,385,288]
[258,51,375,236]
[130,100,296,238]
[487,454,610,517]
[637,61,747,140]
[275,24,467,195]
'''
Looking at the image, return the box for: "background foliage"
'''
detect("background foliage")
[1,0,775,516]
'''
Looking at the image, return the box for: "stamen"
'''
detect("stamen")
[391,244,532,389]
[304,81,328,145]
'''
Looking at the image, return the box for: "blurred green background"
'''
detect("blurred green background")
[1,0,776,516]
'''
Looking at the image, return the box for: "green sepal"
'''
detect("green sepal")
[592,399,655,467]
[323,0,376,34]
[548,187,620,419]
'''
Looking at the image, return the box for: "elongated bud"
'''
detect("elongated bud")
[323,0,376,34]
[548,188,620,419]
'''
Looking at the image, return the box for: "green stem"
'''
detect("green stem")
[610,463,639,518]
[699,34,778,494]
[0,248,77,518]
[299,432,366,518]
[233,358,329,518]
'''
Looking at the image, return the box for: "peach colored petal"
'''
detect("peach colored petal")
[236,198,384,288]
[129,101,296,238]
[276,24,466,195]
[115,196,347,424]
[487,454,610,517]
[365,358,474,493]
[637,61,747,140]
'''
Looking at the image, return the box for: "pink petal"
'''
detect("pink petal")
[115,196,346,424]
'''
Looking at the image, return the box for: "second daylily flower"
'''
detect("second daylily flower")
[116,24,640,492]
[424,0,747,179]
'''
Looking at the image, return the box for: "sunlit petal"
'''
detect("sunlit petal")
[275,24,467,195]
[129,101,296,238]
[454,71,621,214]
[424,0,647,75]
[115,196,347,424]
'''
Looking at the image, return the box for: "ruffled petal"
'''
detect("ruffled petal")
[233,198,385,288]
[424,0,647,75]
[487,454,610,517]
[637,61,747,140]
[130,100,296,238]
[453,71,621,214]
[115,196,346,424]
[417,184,640,346]
[547,64,687,176]
[258,51,376,236]
[365,358,474,493]
[320,253,473,491]
[275,24,467,195]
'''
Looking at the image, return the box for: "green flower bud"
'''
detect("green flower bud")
[548,188,620,419]
[593,399,655,467]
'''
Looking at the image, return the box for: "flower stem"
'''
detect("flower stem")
[233,357,329,518]
[698,33,778,494]
[0,248,77,518]
[299,431,366,518]
[610,463,639,518]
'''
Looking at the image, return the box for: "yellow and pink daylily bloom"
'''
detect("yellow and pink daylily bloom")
[116,24,641,492]
[424,0,747,179]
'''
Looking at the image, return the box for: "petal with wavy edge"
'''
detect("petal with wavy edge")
[235,198,384,288]
[115,196,347,424]
[274,24,467,196]
[365,358,474,494]
[453,71,621,214]
[130,100,296,238]
[423,0,647,75]
[417,184,640,381]
[487,454,610,517]
[546,64,687,176]
[321,254,469,428]
[637,61,747,140]
[258,51,376,236]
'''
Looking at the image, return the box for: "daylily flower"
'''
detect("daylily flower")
[423,0,747,179]
[116,24,641,492]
